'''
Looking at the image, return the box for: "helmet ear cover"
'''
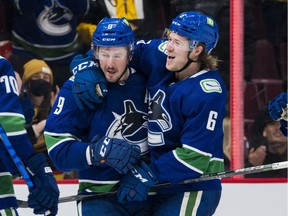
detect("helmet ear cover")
[168,11,219,54]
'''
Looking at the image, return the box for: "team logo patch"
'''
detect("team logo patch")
[207,17,214,26]
[158,41,168,55]
[200,79,222,93]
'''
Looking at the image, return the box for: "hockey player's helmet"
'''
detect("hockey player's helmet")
[168,11,219,54]
[92,17,134,48]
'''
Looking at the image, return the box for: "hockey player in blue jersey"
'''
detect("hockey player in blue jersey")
[71,12,227,215]
[118,11,226,215]
[44,18,155,215]
[0,56,59,215]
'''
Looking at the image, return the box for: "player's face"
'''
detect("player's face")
[98,47,129,83]
[165,32,191,72]
[263,121,287,155]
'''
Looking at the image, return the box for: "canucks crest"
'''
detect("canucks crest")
[37,0,73,36]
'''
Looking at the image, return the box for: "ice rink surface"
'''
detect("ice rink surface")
[14,181,288,216]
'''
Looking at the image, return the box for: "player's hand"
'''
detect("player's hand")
[117,161,158,203]
[70,52,108,110]
[268,92,288,121]
[88,136,141,174]
[26,153,59,215]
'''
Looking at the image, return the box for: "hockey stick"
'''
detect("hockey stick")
[0,125,34,188]
[17,161,288,208]
[156,160,288,186]
[0,125,52,215]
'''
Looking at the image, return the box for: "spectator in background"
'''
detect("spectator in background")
[20,59,63,179]
[8,0,90,88]
[222,117,250,171]
[245,107,287,178]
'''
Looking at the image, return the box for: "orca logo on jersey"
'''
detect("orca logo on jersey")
[148,90,172,146]
[106,100,148,153]
[148,90,171,131]
[37,1,73,36]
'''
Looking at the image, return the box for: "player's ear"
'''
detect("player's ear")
[189,45,203,60]
[194,45,204,56]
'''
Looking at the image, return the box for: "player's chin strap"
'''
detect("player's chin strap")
[174,51,197,73]
[117,66,129,84]
[116,49,134,83]
[17,161,288,208]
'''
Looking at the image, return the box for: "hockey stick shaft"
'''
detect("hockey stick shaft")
[0,125,34,188]
[155,161,288,187]
[17,161,288,208]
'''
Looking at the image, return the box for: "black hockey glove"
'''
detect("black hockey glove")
[26,153,59,216]
[88,136,141,174]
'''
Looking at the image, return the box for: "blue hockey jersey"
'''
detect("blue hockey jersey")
[0,56,35,209]
[44,68,148,193]
[0,56,34,173]
[132,39,227,193]
[11,0,89,61]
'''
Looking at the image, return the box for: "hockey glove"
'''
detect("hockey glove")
[268,92,288,121]
[117,161,158,203]
[26,153,59,216]
[88,136,141,174]
[70,53,108,110]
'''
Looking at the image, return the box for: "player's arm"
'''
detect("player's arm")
[71,39,167,110]
[130,39,169,87]
[44,80,141,174]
